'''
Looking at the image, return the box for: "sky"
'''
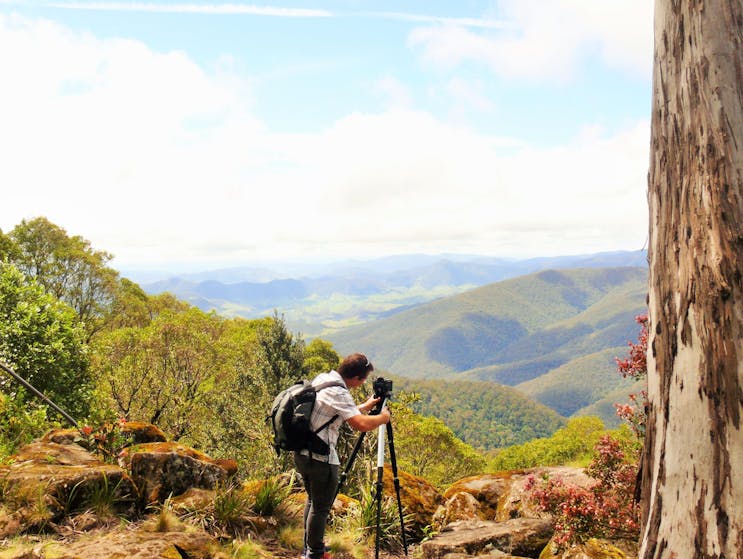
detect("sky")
[0,0,654,270]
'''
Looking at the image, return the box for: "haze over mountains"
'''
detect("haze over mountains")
[137,251,649,440]
[134,250,647,336]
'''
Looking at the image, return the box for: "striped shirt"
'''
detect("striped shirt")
[300,370,360,465]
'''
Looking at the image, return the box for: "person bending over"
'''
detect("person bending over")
[294,352,391,559]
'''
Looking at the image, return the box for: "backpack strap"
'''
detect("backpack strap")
[311,380,348,434]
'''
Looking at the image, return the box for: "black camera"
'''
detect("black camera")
[373,377,393,400]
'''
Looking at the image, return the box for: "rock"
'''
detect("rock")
[420,518,553,559]
[50,526,217,558]
[433,491,482,527]
[436,468,593,527]
[119,442,234,504]
[382,464,443,538]
[442,474,512,520]
[496,467,593,522]
[539,537,638,559]
[0,441,136,537]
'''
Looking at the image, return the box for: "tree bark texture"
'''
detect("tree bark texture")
[642,1,743,558]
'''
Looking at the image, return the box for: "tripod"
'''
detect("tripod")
[336,398,408,558]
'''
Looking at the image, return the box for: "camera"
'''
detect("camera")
[373,377,393,400]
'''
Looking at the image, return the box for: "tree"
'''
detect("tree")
[304,338,341,376]
[8,217,119,340]
[642,1,743,557]
[0,263,91,419]
[92,307,226,440]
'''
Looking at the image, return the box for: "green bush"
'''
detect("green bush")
[490,416,606,470]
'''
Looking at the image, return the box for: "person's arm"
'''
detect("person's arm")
[346,407,390,432]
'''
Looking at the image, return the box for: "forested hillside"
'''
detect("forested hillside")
[387,375,566,449]
[329,267,647,424]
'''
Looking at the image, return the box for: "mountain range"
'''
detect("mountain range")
[136,251,649,443]
[327,266,647,427]
[136,250,647,336]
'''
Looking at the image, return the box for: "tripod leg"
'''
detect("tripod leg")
[374,422,386,559]
[386,421,408,556]
[335,431,366,502]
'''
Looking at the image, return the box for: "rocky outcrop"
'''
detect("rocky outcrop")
[34,525,218,559]
[434,467,593,529]
[420,518,553,559]
[424,468,600,558]
[0,441,136,537]
[119,442,237,504]
[382,464,443,538]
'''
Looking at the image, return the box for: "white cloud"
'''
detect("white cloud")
[409,0,653,81]
[0,12,649,266]
[373,76,413,109]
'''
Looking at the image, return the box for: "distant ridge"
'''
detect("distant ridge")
[327,266,647,426]
[136,250,647,335]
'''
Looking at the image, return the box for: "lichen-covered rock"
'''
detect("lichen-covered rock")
[119,442,235,504]
[538,537,638,559]
[420,518,553,559]
[48,526,218,558]
[443,474,512,520]
[0,441,135,537]
[382,464,443,538]
[433,491,482,528]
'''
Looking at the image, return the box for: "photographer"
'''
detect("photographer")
[295,353,390,559]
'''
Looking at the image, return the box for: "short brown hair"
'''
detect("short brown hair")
[337,353,374,380]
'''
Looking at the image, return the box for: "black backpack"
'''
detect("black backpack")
[268,379,346,455]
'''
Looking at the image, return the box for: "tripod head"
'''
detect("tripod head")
[370,377,393,415]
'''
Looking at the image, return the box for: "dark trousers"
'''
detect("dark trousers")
[294,452,339,558]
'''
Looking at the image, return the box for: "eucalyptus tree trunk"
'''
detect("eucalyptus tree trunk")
[641,1,743,557]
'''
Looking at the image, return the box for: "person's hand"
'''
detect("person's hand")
[379,407,391,424]
[360,395,381,414]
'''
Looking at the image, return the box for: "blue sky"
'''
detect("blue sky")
[0,1,653,269]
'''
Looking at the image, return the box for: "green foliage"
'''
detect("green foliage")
[91,306,227,440]
[303,338,341,376]
[389,394,487,489]
[352,484,410,552]
[0,262,92,419]
[184,482,256,537]
[251,476,293,517]
[391,376,565,450]
[0,391,52,460]
[490,416,606,470]
[7,217,120,340]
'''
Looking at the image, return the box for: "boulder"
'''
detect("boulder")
[382,464,443,538]
[0,441,135,537]
[496,467,593,522]
[420,518,553,559]
[119,442,236,504]
[442,473,512,520]
[435,468,593,527]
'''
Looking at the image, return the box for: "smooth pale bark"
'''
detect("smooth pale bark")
[642,1,743,558]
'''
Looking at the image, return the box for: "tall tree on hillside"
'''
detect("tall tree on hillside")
[641,1,742,557]
[8,217,119,340]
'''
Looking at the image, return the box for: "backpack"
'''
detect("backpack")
[268,379,346,455]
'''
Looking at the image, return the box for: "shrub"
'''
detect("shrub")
[526,434,640,550]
